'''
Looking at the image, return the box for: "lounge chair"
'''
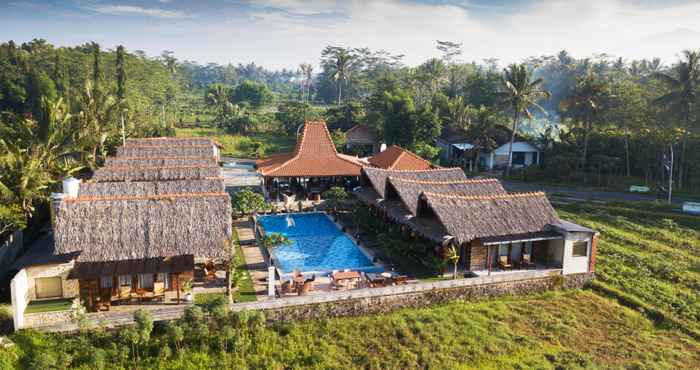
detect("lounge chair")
[153,282,165,302]
[118,286,132,304]
[392,275,408,285]
[498,255,513,270]
[521,253,536,269]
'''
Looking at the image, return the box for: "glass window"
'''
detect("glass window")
[100,276,113,289]
[35,277,62,299]
[572,241,588,257]
[139,274,154,289]
[157,273,170,289]
[118,275,132,287]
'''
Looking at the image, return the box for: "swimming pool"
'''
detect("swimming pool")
[258,212,377,274]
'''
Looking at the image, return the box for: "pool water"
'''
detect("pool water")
[258,212,377,274]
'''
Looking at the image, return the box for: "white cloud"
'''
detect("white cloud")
[91,5,187,19]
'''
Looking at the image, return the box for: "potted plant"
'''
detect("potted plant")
[180,278,194,302]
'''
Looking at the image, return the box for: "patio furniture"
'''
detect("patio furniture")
[118,286,131,304]
[498,255,513,270]
[153,282,165,302]
[280,280,294,295]
[520,253,536,269]
[134,288,148,302]
[392,275,408,285]
[332,271,361,290]
[365,272,386,288]
[203,261,218,281]
[299,280,314,295]
[97,290,111,311]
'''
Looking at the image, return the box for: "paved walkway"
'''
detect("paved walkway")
[234,218,270,301]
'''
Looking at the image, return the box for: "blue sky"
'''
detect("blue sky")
[2,0,699,69]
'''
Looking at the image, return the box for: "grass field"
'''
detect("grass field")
[175,127,295,158]
[556,201,700,335]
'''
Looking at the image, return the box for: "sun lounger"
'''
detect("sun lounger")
[153,282,165,302]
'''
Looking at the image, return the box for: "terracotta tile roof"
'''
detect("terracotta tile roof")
[345,124,377,144]
[368,145,435,171]
[256,121,362,177]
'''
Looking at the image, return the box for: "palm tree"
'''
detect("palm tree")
[653,50,700,190]
[298,63,313,103]
[466,106,509,171]
[497,64,550,177]
[76,80,117,167]
[445,244,460,279]
[329,49,357,105]
[205,84,232,128]
[420,58,447,96]
[561,70,609,173]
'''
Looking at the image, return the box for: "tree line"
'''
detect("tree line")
[0,39,184,236]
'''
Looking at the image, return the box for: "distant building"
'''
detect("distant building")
[480,141,540,170]
[345,124,378,155]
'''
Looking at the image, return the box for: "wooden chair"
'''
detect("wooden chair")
[392,275,408,285]
[498,255,513,270]
[280,280,293,295]
[521,253,536,269]
[153,282,165,302]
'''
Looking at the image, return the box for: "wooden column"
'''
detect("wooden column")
[225,260,233,304]
[487,246,492,276]
[175,273,180,303]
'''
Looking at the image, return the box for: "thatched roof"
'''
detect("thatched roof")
[125,137,223,148]
[361,166,467,199]
[368,145,435,171]
[79,178,225,197]
[105,156,216,168]
[417,192,560,245]
[386,177,506,215]
[117,145,217,158]
[92,165,221,182]
[53,193,232,262]
[257,121,363,177]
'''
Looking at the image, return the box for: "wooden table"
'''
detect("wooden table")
[332,271,361,288]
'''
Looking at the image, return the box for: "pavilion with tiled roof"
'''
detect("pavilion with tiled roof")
[256,120,363,198]
[367,145,436,171]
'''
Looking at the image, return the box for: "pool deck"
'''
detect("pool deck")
[234,218,271,301]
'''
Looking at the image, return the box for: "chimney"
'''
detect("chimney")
[379,143,387,152]
[62,177,81,199]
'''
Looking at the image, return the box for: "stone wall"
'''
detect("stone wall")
[26,261,79,300]
[24,310,74,328]
[257,272,593,322]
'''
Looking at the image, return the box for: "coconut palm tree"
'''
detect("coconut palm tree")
[561,70,609,173]
[205,84,232,128]
[76,80,117,167]
[298,63,313,103]
[497,64,550,177]
[653,50,700,190]
[328,49,357,105]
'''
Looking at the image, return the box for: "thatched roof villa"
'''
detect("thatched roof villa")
[9,137,232,325]
[355,166,598,277]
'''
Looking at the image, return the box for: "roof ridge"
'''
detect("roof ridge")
[66,192,229,203]
[124,144,215,149]
[391,145,431,165]
[363,166,462,173]
[98,164,220,171]
[108,155,216,160]
[388,177,500,185]
[422,191,546,201]
[83,177,225,184]
[388,150,406,170]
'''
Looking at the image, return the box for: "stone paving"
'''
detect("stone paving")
[234,218,270,301]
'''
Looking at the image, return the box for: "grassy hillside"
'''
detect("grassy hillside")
[556,201,700,335]
[2,200,698,369]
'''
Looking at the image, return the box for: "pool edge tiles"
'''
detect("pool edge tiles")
[258,212,383,277]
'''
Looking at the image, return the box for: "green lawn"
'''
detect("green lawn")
[25,298,72,314]
[175,127,295,158]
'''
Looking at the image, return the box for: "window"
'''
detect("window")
[139,274,154,289]
[156,273,170,289]
[100,276,113,289]
[118,275,132,287]
[35,277,62,299]
[512,152,526,165]
[572,241,588,257]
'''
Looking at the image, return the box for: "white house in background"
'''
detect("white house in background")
[480,141,540,170]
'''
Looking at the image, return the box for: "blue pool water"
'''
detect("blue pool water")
[258,212,376,274]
